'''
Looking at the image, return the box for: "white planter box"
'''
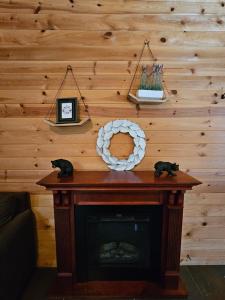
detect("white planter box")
[136,89,164,100]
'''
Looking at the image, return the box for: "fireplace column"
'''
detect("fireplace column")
[161,190,185,289]
[53,190,76,279]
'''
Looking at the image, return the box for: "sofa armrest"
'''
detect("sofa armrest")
[0,192,30,216]
[0,209,36,300]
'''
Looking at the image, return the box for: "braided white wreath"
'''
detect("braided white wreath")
[96,119,146,171]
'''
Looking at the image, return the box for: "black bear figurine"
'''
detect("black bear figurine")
[154,161,179,177]
[51,159,74,178]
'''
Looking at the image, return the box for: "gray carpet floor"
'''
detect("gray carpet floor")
[22,266,225,300]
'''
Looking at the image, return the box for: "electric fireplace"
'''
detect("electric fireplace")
[37,170,201,298]
[76,205,162,281]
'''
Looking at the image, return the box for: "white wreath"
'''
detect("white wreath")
[96,119,146,171]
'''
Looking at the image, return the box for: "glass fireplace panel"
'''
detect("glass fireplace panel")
[76,206,162,282]
[87,215,151,269]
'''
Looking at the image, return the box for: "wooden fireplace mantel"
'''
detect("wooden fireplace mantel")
[37,170,201,298]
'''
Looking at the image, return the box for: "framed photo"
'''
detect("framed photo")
[56,98,79,123]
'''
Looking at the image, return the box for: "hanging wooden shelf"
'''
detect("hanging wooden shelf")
[127,40,168,105]
[128,92,167,105]
[44,117,90,127]
[44,65,91,128]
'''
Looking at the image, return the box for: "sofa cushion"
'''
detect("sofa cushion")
[0,193,17,227]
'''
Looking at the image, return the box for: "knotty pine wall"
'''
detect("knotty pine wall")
[0,0,225,266]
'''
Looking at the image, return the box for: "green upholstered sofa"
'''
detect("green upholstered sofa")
[0,192,36,300]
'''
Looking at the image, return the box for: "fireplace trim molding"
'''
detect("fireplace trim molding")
[37,170,201,298]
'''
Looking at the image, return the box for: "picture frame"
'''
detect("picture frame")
[56,98,79,123]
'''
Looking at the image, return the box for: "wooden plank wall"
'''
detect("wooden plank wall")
[0,0,225,266]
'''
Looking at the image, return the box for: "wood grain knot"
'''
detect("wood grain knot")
[103,32,112,39]
[34,5,41,14]
[160,37,166,43]
[217,19,223,24]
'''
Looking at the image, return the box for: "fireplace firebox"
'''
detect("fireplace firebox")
[37,170,201,298]
[76,205,162,281]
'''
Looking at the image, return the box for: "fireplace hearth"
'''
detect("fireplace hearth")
[76,205,162,281]
[37,170,201,298]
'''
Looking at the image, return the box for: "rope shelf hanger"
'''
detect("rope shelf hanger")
[44,65,90,127]
[127,40,169,105]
